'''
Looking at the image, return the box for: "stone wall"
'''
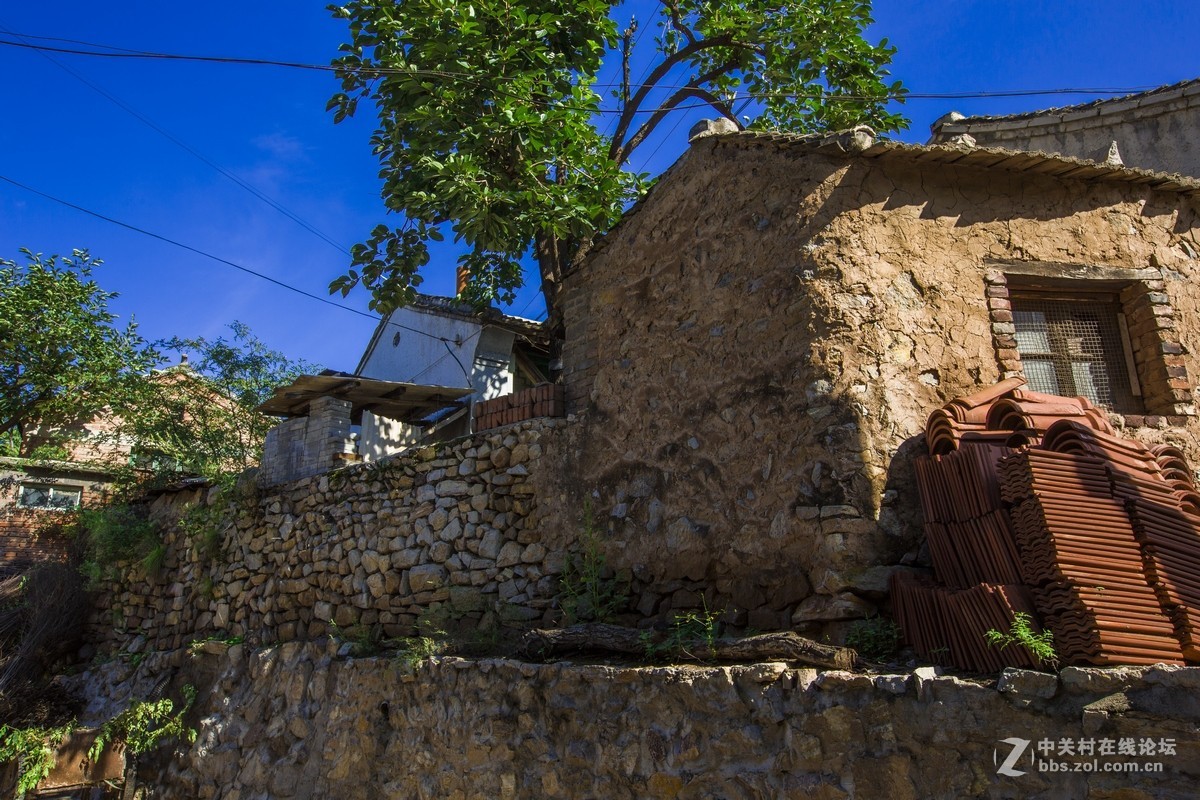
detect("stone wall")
[88,419,572,656]
[553,131,1200,633]
[70,642,1200,799]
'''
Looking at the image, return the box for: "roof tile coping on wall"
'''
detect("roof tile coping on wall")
[573,124,1200,270]
[928,76,1200,136]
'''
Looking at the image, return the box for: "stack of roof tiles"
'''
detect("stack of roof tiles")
[894,378,1200,671]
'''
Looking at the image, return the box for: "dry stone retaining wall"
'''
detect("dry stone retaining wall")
[88,419,572,655]
[71,641,1200,799]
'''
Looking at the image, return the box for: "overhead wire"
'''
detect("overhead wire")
[0,23,351,257]
[0,35,1163,110]
[0,172,465,346]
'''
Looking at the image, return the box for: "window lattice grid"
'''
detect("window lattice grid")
[1010,297,1140,412]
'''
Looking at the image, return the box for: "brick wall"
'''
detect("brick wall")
[0,509,71,565]
[473,383,564,431]
[258,397,357,487]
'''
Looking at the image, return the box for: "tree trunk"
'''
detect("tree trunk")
[517,623,857,670]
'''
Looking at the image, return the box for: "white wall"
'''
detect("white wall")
[358,307,481,389]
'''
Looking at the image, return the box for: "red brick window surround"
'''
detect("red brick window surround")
[985,264,1195,427]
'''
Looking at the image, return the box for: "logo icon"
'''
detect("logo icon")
[995,737,1032,777]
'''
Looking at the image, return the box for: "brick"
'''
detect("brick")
[990,310,1014,323]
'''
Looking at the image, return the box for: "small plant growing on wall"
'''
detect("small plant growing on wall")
[641,602,722,662]
[985,612,1059,670]
[845,615,902,662]
[73,502,162,583]
[559,500,625,624]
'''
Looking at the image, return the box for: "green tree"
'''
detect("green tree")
[0,249,153,452]
[328,0,906,327]
[117,322,318,478]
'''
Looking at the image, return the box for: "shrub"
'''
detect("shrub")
[846,616,902,661]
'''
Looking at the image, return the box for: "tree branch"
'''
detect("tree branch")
[606,34,739,161]
[663,0,698,48]
[615,78,741,165]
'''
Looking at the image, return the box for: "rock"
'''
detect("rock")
[521,543,547,564]
[790,592,874,624]
[394,548,422,569]
[997,668,1058,704]
[429,542,452,563]
[409,565,448,593]
[437,480,471,497]
[478,529,502,560]
[874,675,910,696]
[496,542,523,569]
[449,586,484,614]
[439,518,463,543]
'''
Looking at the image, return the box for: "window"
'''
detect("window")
[17,483,82,510]
[988,264,1194,424]
[1010,295,1140,411]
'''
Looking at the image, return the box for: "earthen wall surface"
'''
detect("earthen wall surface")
[557,135,1200,630]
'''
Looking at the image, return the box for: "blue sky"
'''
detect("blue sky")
[1,2,1197,371]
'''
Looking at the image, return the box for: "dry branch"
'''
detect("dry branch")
[518,624,856,670]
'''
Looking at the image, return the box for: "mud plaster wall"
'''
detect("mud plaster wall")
[556,135,1200,628]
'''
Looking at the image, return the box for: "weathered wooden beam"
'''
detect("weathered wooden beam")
[517,624,856,670]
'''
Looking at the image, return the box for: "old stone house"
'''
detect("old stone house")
[551,124,1200,631]
[929,76,1200,178]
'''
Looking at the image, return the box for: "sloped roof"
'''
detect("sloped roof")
[256,372,471,423]
[930,77,1200,128]
[408,294,546,341]
[580,124,1200,267]
[710,126,1200,196]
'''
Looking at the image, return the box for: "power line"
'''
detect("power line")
[0,23,351,257]
[0,35,1163,108]
[0,172,462,345]
[9,144,493,384]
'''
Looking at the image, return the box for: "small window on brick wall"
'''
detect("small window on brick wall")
[1010,294,1141,412]
[986,267,1195,425]
[18,483,82,510]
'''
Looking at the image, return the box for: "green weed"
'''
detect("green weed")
[90,685,197,760]
[846,615,902,661]
[559,500,625,623]
[643,601,722,661]
[985,612,1059,670]
[0,721,75,797]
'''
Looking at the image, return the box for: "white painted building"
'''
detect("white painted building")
[355,295,549,443]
